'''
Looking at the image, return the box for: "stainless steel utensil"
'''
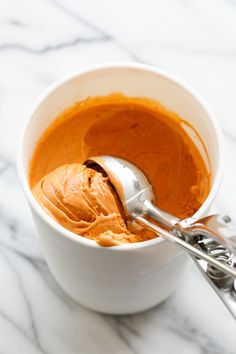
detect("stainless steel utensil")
[85,155,236,319]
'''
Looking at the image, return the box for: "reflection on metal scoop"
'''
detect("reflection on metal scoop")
[85,155,236,319]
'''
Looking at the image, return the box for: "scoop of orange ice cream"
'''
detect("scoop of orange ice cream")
[32,163,150,246]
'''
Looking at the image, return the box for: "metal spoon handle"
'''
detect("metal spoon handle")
[135,215,236,278]
[143,200,179,228]
[179,214,236,254]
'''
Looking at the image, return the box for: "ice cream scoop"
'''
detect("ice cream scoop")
[85,155,236,318]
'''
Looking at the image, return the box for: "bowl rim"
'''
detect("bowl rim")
[17,62,224,252]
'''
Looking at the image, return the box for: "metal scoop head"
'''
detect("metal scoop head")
[85,155,154,218]
[85,155,178,228]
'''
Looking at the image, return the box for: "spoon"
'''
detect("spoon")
[85,155,236,318]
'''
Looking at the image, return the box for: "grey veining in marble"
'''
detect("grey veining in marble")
[0,0,236,353]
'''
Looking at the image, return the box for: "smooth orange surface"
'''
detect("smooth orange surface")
[29,94,210,244]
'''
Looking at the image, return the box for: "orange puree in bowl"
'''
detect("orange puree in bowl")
[29,94,210,243]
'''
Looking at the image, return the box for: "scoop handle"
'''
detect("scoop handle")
[178,214,236,254]
[135,204,236,321]
[134,214,236,278]
[143,200,236,260]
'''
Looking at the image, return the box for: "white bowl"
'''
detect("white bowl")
[18,63,224,314]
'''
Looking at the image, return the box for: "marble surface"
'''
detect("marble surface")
[1,0,236,353]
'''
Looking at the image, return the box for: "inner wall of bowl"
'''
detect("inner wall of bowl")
[23,66,219,184]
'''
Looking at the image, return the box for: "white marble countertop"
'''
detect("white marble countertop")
[1,0,236,353]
